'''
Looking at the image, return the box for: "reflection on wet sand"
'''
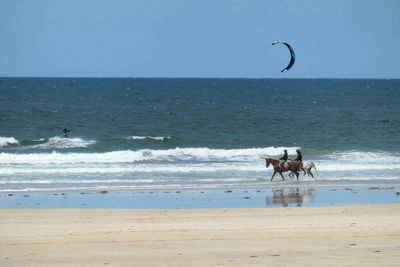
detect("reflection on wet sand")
[266,188,315,207]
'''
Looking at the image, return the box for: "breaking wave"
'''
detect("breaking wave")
[1,136,96,150]
[0,148,399,192]
[0,146,298,164]
[0,137,19,148]
[126,135,171,141]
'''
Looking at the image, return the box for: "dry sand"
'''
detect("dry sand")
[0,204,399,266]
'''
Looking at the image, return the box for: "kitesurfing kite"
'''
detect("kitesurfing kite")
[272,41,295,72]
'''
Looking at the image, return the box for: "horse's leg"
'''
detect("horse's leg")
[271,171,277,181]
[309,170,314,178]
[295,171,299,180]
[279,171,285,181]
[299,163,306,175]
[289,172,294,179]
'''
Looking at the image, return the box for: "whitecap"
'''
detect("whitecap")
[0,146,298,165]
[0,136,95,151]
[24,136,96,149]
[127,136,171,141]
[0,137,19,148]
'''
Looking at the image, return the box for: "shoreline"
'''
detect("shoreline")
[1,184,399,209]
[1,204,399,266]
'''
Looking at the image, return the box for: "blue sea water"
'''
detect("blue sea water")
[0,78,399,192]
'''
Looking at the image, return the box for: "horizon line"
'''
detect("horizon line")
[0,76,399,80]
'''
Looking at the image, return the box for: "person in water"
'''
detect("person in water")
[63,128,71,138]
[279,149,289,169]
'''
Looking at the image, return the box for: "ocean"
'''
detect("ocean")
[1,78,399,193]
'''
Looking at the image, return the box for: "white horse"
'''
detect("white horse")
[289,161,317,179]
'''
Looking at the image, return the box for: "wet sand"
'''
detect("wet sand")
[1,185,400,209]
[1,204,399,266]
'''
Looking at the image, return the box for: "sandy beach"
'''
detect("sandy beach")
[0,204,399,266]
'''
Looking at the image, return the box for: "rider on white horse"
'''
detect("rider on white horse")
[294,150,302,163]
[294,149,305,174]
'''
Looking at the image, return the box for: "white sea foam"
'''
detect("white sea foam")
[0,148,398,182]
[0,149,399,192]
[0,163,264,175]
[0,177,260,185]
[0,160,398,176]
[0,137,19,147]
[0,184,262,192]
[24,136,96,149]
[127,136,171,141]
[0,146,299,164]
[329,150,397,162]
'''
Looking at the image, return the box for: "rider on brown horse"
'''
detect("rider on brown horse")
[265,157,302,181]
[279,149,290,170]
[265,149,305,181]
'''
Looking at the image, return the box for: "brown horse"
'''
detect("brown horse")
[265,158,302,181]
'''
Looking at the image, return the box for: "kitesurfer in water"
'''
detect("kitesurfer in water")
[63,128,71,138]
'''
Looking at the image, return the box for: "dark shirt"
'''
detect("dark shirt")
[279,153,288,161]
[294,153,302,162]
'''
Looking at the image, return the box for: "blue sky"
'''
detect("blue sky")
[0,0,399,78]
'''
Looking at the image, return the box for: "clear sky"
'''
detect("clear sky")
[0,0,399,78]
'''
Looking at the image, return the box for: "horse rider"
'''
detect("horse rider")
[294,149,302,163]
[279,149,289,169]
[294,149,305,173]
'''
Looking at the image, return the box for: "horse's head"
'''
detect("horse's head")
[265,158,271,168]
